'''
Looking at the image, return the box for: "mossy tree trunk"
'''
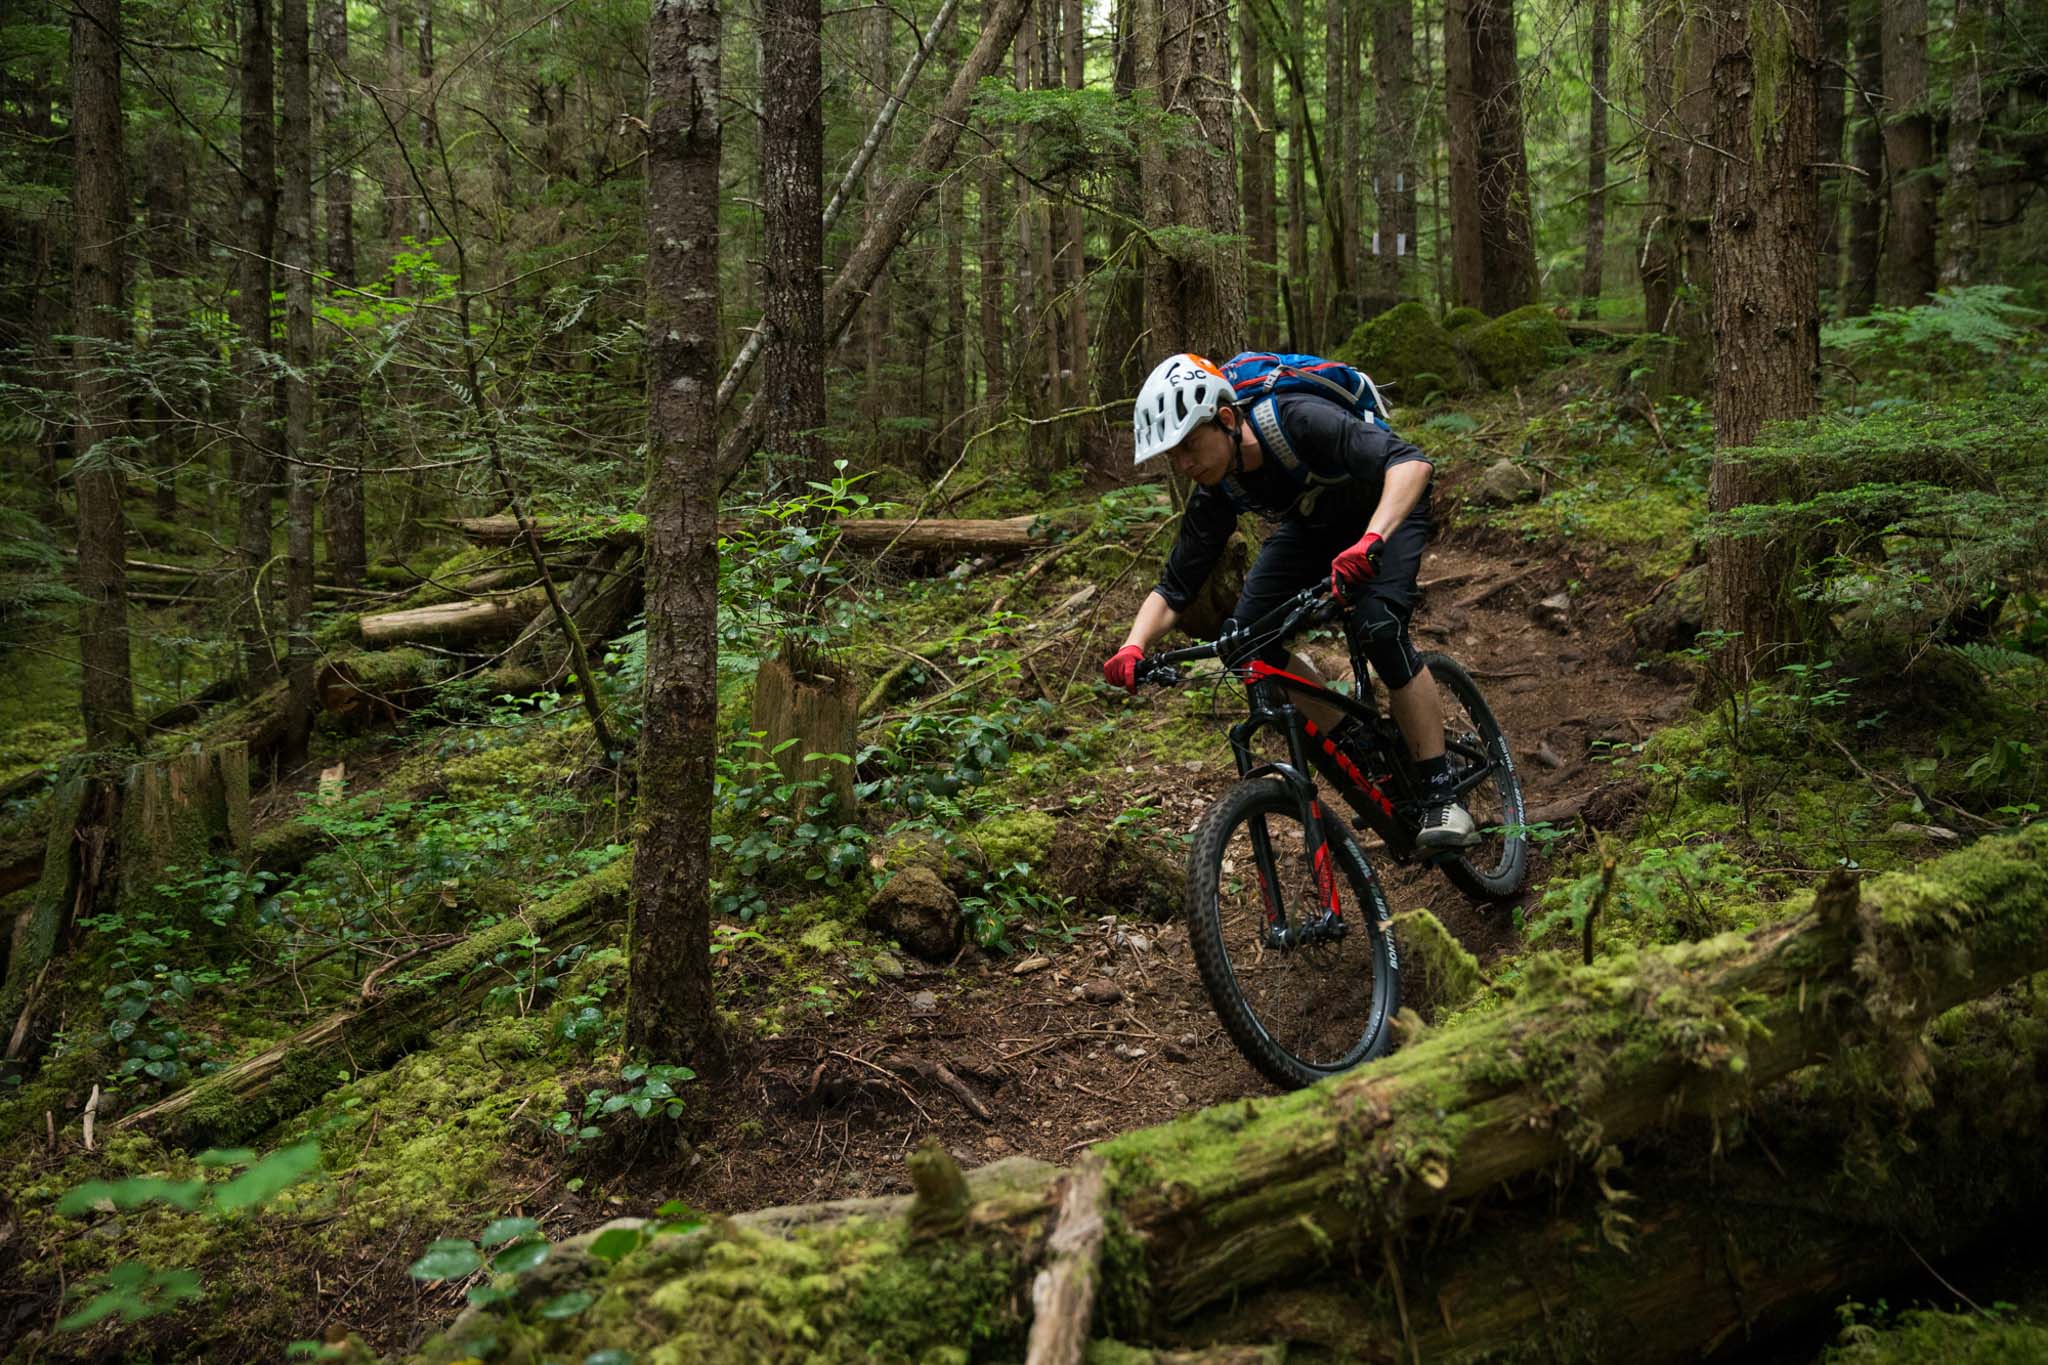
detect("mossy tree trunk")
[422,829,2048,1363]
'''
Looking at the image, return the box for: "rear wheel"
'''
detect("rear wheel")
[1419,653,1528,903]
[1185,778,1399,1089]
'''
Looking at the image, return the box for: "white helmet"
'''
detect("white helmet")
[1133,353,1234,465]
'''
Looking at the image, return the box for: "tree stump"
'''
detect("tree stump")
[117,741,254,929]
[750,649,861,820]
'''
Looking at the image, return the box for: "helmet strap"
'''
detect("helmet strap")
[1224,407,1248,480]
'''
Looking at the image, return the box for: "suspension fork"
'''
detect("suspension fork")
[1231,700,1345,925]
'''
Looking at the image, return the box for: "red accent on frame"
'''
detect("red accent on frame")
[1247,659,1328,692]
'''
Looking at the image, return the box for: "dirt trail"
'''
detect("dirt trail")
[653,528,1692,1217]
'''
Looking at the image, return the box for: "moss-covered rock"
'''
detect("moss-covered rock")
[1049,825,1183,924]
[1335,302,1472,399]
[1461,304,1571,388]
[1442,305,1488,332]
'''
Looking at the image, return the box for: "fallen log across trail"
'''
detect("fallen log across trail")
[414,826,2048,1363]
[115,859,631,1150]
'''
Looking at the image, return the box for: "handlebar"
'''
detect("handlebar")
[1132,582,1345,688]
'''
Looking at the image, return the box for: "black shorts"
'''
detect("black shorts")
[1228,498,1429,688]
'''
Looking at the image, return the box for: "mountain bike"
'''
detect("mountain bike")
[1135,581,1528,1088]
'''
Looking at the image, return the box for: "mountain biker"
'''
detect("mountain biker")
[1102,352,1478,850]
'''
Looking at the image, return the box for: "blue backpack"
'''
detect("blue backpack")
[1214,352,1393,521]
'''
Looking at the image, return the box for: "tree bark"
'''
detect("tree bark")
[1467,0,1537,314]
[715,0,1034,487]
[1060,0,1089,408]
[1705,0,1819,679]
[978,0,1010,414]
[1577,0,1609,318]
[1157,0,1245,360]
[71,0,135,752]
[1284,0,1308,341]
[1371,0,1417,309]
[1877,0,1935,305]
[1842,0,1883,316]
[1442,0,1484,309]
[1238,6,1272,337]
[236,0,279,689]
[1814,0,1848,302]
[433,830,2048,1360]
[636,0,725,1063]
[1638,0,1715,392]
[282,0,318,766]
[382,0,410,252]
[1940,0,1984,288]
[861,4,893,423]
[758,0,825,479]
[318,0,366,587]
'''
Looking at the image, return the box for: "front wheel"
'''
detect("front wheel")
[1419,653,1529,903]
[1186,779,1400,1089]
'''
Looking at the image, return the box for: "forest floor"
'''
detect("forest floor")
[13,333,2047,1362]
[643,531,1691,1220]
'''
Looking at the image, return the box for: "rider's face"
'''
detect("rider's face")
[1167,412,1237,486]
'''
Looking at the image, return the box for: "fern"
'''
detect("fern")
[1822,285,2041,359]
[1947,643,2046,677]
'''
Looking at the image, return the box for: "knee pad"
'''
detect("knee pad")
[1349,599,1422,690]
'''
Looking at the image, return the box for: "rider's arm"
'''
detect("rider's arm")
[1121,590,1181,651]
[1365,460,1432,540]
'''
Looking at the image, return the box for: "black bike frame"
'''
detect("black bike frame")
[1142,586,1503,934]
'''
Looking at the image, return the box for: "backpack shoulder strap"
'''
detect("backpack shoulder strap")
[1249,394,1303,477]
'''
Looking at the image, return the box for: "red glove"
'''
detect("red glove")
[1103,644,1145,692]
[1331,531,1386,600]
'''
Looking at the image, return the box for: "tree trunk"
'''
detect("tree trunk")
[1468,0,1537,314]
[1284,0,1308,341]
[1842,0,1883,316]
[319,0,367,587]
[412,0,438,243]
[1012,0,1042,412]
[71,0,134,752]
[1814,0,1848,303]
[1339,0,1363,326]
[1577,0,1609,318]
[382,0,410,250]
[978,0,1010,414]
[759,0,825,479]
[1239,5,1272,337]
[1371,0,1417,309]
[1705,0,1819,679]
[862,5,893,423]
[433,830,2048,1360]
[1323,0,1348,339]
[282,0,318,767]
[1940,0,1984,288]
[1061,0,1089,407]
[714,0,1034,486]
[1877,0,1934,305]
[1158,0,1245,360]
[1442,0,1484,309]
[235,0,278,689]
[637,0,725,1063]
[1640,0,1716,392]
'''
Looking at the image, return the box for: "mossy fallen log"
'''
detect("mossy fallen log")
[414,826,2048,1364]
[115,857,632,1150]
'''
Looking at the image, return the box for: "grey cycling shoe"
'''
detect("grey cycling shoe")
[1417,801,1481,850]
